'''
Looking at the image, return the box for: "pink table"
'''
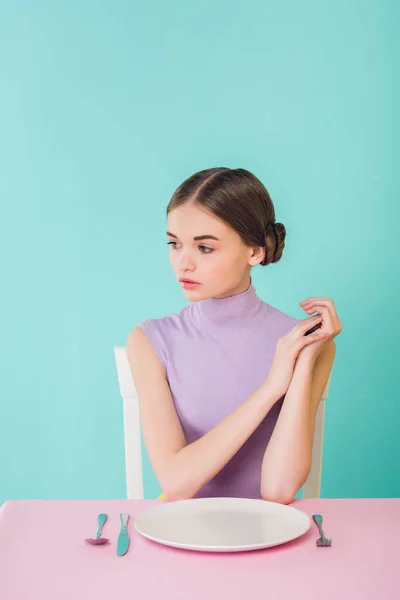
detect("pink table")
[0,498,398,599]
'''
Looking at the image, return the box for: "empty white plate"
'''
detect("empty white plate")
[134,497,311,552]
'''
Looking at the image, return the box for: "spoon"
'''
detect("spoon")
[85,513,109,545]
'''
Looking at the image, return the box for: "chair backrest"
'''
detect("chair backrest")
[114,346,331,500]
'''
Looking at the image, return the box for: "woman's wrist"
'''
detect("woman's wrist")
[261,379,285,404]
[295,349,318,371]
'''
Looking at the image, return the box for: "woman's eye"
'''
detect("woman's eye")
[199,245,214,254]
[167,242,214,254]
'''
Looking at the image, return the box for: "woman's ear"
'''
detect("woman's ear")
[249,245,265,266]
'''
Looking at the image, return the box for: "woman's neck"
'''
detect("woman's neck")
[194,277,263,328]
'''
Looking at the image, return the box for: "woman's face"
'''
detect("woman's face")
[166,202,264,300]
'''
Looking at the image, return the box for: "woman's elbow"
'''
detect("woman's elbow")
[260,488,295,505]
[162,480,197,502]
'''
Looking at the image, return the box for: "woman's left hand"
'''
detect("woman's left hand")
[298,297,343,364]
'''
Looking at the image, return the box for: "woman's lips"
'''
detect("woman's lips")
[180,279,201,289]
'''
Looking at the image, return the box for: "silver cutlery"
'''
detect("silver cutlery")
[312,514,332,547]
[117,513,131,556]
[85,513,109,545]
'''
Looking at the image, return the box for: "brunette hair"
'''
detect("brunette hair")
[166,167,285,266]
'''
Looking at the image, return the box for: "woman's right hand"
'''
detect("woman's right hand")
[265,314,328,399]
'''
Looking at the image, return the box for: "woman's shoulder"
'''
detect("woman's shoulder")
[134,306,190,369]
[263,299,302,333]
[136,305,191,347]
[138,304,188,332]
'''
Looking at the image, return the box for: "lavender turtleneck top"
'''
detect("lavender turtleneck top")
[139,279,300,499]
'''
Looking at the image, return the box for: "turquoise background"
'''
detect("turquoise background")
[1,1,398,504]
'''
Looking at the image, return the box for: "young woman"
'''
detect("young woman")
[126,167,342,504]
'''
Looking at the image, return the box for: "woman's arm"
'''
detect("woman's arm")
[260,339,336,504]
[126,326,284,502]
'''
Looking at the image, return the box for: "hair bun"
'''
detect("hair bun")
[261,221,286,266]
[265,222,276,236]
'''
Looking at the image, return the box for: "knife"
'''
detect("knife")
[117,513,130,556]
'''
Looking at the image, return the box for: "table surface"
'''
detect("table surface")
[0,498,398,600]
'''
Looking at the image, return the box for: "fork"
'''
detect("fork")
[312,514,332,547]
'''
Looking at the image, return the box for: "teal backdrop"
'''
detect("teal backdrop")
[1,1,398,504]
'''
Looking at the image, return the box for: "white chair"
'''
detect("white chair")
[114,346,331,500]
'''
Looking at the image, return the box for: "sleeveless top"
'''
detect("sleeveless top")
[139,279,301,499]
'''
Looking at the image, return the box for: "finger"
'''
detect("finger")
[307,331,329,342]
[301,302,335,319]
[301,299,339,320]
[301,300,334,313]
[305,305,335,333]
[300,298,333,305]
[301,303,339,330]
[305,331,329,345]
[292,314,324,336]
[296,330,328,350]
[301,303,330,317]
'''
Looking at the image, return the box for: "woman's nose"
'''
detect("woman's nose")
[178,251,196,270]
